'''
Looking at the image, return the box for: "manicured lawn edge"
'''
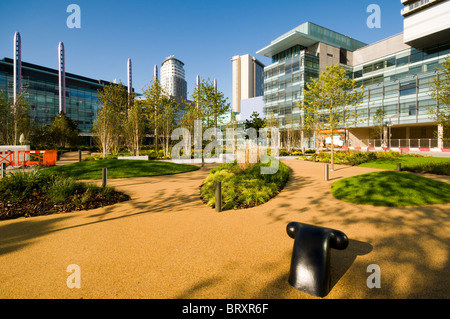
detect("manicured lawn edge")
[44,159,200,180]
[331,171,450,207]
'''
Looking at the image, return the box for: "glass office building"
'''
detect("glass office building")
[0,57,114,138]
[257,1,450,149]
[258,22,367,128]
[350,39,450,148]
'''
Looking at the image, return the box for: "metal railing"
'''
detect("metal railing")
[349,139,449,149]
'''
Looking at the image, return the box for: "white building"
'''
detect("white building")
[231,54,265,120]
[160,55,187,101]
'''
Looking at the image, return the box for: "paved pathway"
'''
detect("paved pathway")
[55,151,89,166]
[0,160,448,299]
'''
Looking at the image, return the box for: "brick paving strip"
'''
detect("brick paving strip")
[0,159,448,299]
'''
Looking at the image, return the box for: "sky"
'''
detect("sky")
[0,0,404,102]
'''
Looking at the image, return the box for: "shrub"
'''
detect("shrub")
[200,159,289,210]
[0,167,128,211]
[403,162,450,175]
[0,168,51,203]
[291,150,303,156]
[44,175,82,204]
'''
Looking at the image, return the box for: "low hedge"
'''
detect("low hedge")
[0,168,130,220]
[200,159,290,211]
[302,150,407,166]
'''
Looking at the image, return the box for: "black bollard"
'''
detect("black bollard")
[1,162,5,178]
[78,150,82,162]
[286,222,349,297]
[102,168,107,188]
[215,181,222,212]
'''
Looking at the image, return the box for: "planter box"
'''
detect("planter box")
[117,156,149,161]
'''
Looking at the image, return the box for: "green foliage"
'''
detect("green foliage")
[0,168,50,203]
[48,113,81,148]
[301,150,450,175]
[244,112,266,131]
[123,100,146,156]
[402,161,450,175]
[93,82,129,157]
[303,150,403,165]
[0,92,32,145]
[44,175,82,204]
[200,160,289,211]
[300,65,364,137]
[372,108,387,141]
[428,56,450,136]
[300,65,364,166]
[0,168,119,206]
[190,78,231,128]
[331,171,450,206]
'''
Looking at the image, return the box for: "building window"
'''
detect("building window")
[396,56,409,67]
[400,81,416,96]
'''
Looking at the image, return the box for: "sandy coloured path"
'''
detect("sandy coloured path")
[0,159,449,299]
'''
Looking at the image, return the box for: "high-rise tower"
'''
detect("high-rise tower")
[160,55,187,101]
[231,54,265,114]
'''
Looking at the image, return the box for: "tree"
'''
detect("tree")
[160,95,181,158]
[0,92,31,145]
[428,57,450,142]
[372,108,387,146]
[187,78,230,128]
[244,111,266,131]
[300,65,364,170]
[0,92,11,145]
[142,79,164,153]
[123,99,145,156]
[203,79,231,128]
[283,114,297,153]
[49,112,80,148]
[93,82,128,157]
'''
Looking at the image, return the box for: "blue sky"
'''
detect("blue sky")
[0,0,404,102]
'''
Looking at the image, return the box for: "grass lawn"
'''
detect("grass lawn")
[331,171,450,207]
[359,156,450,175]
[44,159,200,180]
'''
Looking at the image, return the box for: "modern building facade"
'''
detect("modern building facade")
[0,33,135,143]
[160,55,187,102]
[257,22,367,129]
[256,0,450,149]
[231,54,265,119]
[0,57,113,136]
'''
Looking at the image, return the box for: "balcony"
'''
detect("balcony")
[401,0,441,16]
